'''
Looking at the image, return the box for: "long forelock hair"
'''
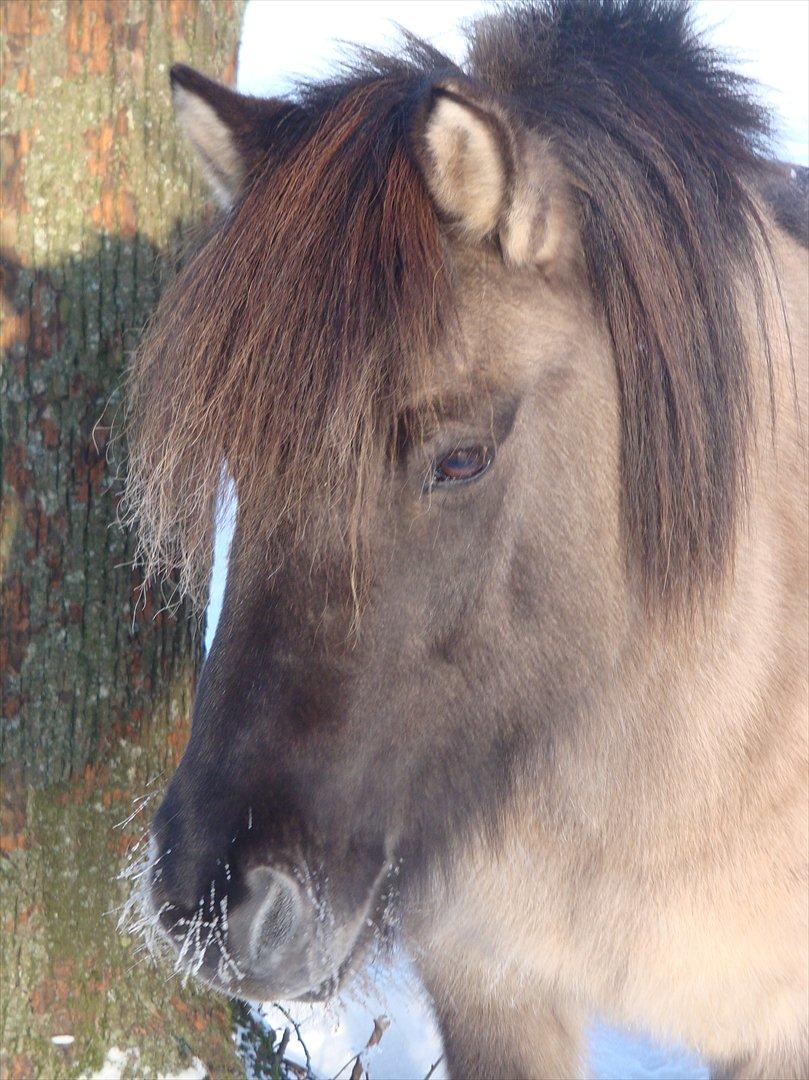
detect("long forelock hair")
[125,48,455,608]
[126,0,785,616]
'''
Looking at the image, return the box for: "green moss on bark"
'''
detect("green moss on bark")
[1,3,248,1075]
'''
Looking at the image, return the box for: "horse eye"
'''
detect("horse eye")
[431,446,493,488]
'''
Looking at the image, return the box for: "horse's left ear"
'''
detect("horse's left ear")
[169,65,303,208]
[413,80,570,267]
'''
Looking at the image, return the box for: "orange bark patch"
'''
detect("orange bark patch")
[66,0,112,77]
[14,67,35,96]
[0,832,26,853]
[0,0,50,42]
[165,0,197,39]
[85,110,138,234]
[85,120,115,179]
[0,306,29,352]
[11,903,37,929]
[0,574,31,674]
[0,130,31,221]
[90,187,139,236]
[118,189,137,237]
[222,46,238,88]
[30,1,52,36]
[6,1055,37,1080]
[167,723,190,756]
[3,445,34,498]
[91,190,115,231]
[0,804,25,833]
[41,418,59,449]
[1,695,21,719]
[110,831,133,856]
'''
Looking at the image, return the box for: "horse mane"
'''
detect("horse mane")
[127,0,780,612]
[759,162,809,247]
[126,52,454,607]
[468,0,777,609]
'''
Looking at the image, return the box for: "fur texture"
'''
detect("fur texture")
[127,0,780,614]
[126,4,808,1078]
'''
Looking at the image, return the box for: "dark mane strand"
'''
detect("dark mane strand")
[126,58,452,606]
[759,163,809,247]
[468,0,777,609]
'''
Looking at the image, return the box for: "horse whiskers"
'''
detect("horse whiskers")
[129,858,279,988]
[114,790,160,832]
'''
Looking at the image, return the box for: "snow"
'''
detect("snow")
[588,1024,707,1080]
[195,4,807,1077]
[254,957,710,1080]
[83,1046,207,1080]
[262,954,448,1080]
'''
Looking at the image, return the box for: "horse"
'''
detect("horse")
[124,2,808,1076]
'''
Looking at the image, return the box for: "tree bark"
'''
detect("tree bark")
[1,3,246,1076]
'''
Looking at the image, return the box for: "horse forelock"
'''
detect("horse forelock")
[126,0,784,616]
[125,67,453,607]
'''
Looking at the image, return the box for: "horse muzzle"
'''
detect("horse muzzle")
[148,853,394,1001]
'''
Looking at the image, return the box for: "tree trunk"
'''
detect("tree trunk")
[1,3,246,1076]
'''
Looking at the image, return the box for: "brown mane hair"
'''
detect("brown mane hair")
[125,55,453,606]
[126,0,780,612]
[467,0,777,607]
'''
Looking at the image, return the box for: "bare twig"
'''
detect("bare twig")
[282,1059,309,1080]
[331,1053,358,1080]
[424,1055,444,1079]
[270,1002,313,1076]
[365,1016,390,1049]
[331,1015,391,1080]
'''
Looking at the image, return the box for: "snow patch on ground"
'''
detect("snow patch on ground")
[589,1023,708,1080]
[83,1046,207,1080]
[254,952,708,1080]
[262,953,447,1080]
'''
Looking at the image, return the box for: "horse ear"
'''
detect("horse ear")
[169,65,301,208]
[415,82,508,241]
[414,80,570,267]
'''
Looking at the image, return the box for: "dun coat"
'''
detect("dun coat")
[124,3,808,1077]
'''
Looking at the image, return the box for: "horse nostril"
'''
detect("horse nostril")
[248,869,301,969]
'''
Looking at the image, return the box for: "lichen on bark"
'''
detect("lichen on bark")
[1,3,250,1076]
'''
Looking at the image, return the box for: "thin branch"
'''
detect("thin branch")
[270,1002,313,1076]
[424,1055,444,1080]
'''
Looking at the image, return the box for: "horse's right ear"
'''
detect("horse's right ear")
[413,79,570,268]
[169,65,302,208]
[412,81,509,242]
